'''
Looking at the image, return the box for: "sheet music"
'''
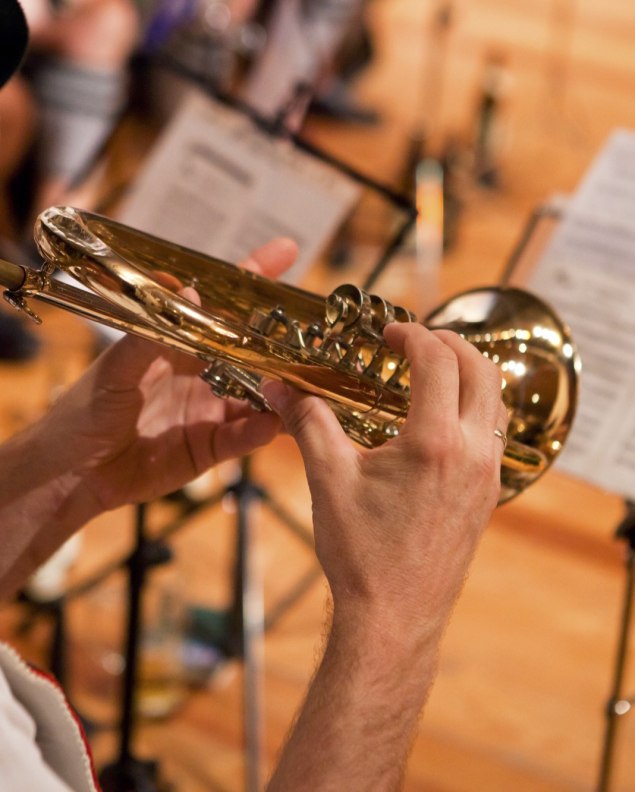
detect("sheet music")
[118,90,360,283]
[568,128,635,227]
[526,129,635,499]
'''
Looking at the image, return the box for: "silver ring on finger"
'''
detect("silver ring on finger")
[494,428,508,448]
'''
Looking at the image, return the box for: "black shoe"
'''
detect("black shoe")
[0,310,41,362]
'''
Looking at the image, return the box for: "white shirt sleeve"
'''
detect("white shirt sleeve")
[0,642,99,792]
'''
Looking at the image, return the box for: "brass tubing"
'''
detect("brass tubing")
[0,259,26,292]
[3,205,578,504]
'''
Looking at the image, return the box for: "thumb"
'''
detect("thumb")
[261,381,354,473]
[93,284,204,388]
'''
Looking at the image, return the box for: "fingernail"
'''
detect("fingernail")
[261,380,291,412]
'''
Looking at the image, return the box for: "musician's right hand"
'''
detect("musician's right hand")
[262,321,506,639]
[262,321,507,792]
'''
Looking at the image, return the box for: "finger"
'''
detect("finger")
[210,411,283,466]
[179,285,201,306]
[493,401,511,467]
[240,237,299,278]
[90,332,166,387]
[152,270,183,291]
[90,278,204,378]
[383,322,460,435]
[260,381,355,475]
[432,329,503,429]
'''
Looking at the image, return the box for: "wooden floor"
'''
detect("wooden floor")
[2,1,635,790]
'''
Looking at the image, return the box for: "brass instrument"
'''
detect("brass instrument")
[0,206,579,503]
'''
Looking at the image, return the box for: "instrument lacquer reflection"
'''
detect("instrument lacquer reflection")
[0,205,580,503]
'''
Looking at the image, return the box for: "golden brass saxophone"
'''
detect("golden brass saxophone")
[0,206,579,503]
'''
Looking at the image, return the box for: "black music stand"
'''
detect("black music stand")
[596,502,635,792]
[99,503,173,792]
[120,52,418,291]
[502,203,635,792]
[92,461,319,792]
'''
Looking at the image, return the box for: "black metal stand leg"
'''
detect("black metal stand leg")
[100,503,173,792]
[240,484,265,792]
[225,460,266,792]
[221,456,317,792]
[88,459,315,792]
[597,502,635,792]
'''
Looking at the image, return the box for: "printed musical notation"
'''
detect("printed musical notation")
[119,90,360,283]
[523,130,635,500]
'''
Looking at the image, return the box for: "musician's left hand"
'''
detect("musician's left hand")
[45,237,298,511]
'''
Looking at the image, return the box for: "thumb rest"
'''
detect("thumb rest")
[0,206,579,504]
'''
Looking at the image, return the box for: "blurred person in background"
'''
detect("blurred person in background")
[0,0,138,360]
[241,0,372,127]
[13,0,139,220]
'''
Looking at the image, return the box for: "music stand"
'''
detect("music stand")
[596,501,635,792]
[501,202,635,792]
[123,52,418,291]
[99,503,174,792]
[90,464,320,792]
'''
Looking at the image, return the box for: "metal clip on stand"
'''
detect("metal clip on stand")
[597,500,635,792]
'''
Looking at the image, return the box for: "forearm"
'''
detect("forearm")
[0,417,100,600]
[267,605,442,792]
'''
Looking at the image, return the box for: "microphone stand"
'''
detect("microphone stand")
[596,500,635,792]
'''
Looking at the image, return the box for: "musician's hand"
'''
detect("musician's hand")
[262,322,507,639]
[45,237,298,511]
[260,324,506,791]
[261,326,506,792]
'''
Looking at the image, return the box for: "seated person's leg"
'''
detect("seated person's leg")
[28,0,140,213]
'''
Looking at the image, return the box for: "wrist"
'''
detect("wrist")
[329,597,445,672]
[26,413,104,521]
[328,567,462,655]
[317,601,442,745]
